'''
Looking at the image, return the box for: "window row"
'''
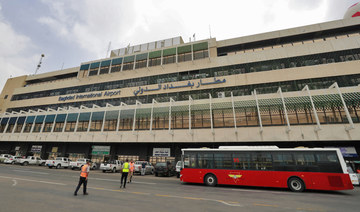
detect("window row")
[1,103,359,134]
[183,151,342,173]
[78,49,208,78]
[12,48,360,101]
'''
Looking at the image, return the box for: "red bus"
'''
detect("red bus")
[180,146,353,192]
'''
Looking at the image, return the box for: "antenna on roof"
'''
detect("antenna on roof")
[209,25,212,38]
[34,54,45,75]
[106,41,111,58]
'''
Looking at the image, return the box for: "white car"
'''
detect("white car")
[46,157,70,169]
[347,165,359,186]
[100,160,123,173]
[0,154,12,163]
[176,161,181,178]
[134,161,154,175]
[175,161,188,178]
[18,156,43,166]
[70,159,97,170]
[3,156,21,164]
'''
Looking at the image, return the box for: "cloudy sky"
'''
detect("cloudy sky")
[0,0,358,91]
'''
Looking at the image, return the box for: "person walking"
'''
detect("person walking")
[141,161,146,176]
[120,159,130,188]
[128,160,134,183]
[74,161,90,196]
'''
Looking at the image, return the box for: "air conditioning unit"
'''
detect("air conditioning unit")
[217,92,225,98]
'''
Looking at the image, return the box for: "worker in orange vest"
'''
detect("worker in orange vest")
[128,160,135,183]
[74,161,90,196]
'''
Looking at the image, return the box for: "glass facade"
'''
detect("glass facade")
[7,73,360,113]
[1,91,359,134]
[11,48,360,103]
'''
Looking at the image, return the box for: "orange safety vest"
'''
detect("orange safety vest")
[130,162,134,172]
[80,164,89,178]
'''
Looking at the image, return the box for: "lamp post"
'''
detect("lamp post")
[34,54,45,75]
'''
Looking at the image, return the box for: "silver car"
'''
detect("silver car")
[3,156,21,164]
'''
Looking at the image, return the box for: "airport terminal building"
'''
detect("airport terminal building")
[1,16,360,164]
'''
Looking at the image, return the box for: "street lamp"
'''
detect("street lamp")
[34,54,45,75]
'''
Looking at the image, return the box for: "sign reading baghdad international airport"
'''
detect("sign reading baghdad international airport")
[58,90,121,102]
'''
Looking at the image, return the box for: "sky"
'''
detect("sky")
[0,0,359,91]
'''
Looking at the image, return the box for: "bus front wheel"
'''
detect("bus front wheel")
[204,174,217,187]
[288,177,305,192]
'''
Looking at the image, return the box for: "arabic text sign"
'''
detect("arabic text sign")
[31,145,42,153]
[153,148,171,157]
[339,147,358,157]
[92,145,110,155]
[133,77,226,96]
[326,146,358,157]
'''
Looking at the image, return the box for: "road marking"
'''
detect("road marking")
[88,186,125,192]
[183,197,204,200]
[155,194,242,207]
[13,170,49,175]
[90,177,156,185]
[253,203,279,207]
[296,208,326,212]
[131,191,150,195]
[12,179,17,186]
[127,181,156,185]
[87,185,243,207]
[0,176,66,186]
[156,194,171,197]
[230,188,284,194]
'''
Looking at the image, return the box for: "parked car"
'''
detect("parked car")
[70,158,97,170]
[18,156,43,166]
[38,158,46,166]
[134,161,154,175]
[3,156,21,164]
[176,161,188,178]
[0,154,12,163]
[347,165,360,186]
[100,160,123,173]
[45,157,70,169]
[154,162,176,177]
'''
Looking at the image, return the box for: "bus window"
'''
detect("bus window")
[294,152,317,172]
[272,152,296,171]
[184,152,197,168]
[214,153,232,169]
[233,152,251,170]
[251,152,273,170]
[316,151,342,173]
[198,153,214,169]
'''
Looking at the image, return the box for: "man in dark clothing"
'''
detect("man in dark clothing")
[74,161,90,196]
[141,161,146,176]
[120,159,130,188]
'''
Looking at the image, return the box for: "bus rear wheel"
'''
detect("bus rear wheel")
[204,174,217,187]
[288,177,305,192]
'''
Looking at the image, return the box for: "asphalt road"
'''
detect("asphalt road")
[0,164,359,212]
